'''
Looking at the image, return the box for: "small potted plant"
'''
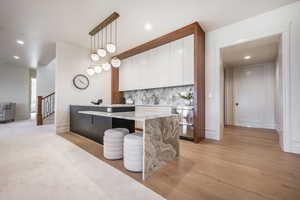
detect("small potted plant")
[178,91,193,106]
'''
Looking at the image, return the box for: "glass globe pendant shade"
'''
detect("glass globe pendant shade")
[102,62,111,71]
[106,43,116,53]
[97,48,107,57]
[94,65,103,74]
[90,52,100,61]
[86,66,95,76]
[111,57,121,68]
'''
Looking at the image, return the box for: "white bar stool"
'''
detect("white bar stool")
[103,128,129,160]
[123,133,143,172]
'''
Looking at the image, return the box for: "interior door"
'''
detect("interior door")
[233,65,272,128]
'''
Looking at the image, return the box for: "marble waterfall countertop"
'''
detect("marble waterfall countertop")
[78,109,180,180]
[78,111,178,121]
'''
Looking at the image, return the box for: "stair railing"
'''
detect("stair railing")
[37,92,55,125]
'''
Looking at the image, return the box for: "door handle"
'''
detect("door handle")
[235,102,239,106]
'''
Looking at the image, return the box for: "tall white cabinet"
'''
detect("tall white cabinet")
[119,35,194,91]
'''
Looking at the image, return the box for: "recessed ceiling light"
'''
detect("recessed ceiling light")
[13,56,20,59]
[144,23,152,30]
[16,40,24,45]
[244,55,251,60]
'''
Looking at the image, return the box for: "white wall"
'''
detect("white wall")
[55,42,111,133]
[205,2,300,153]
[0,64,30,120]
[225,63,276,129]
[37,58,56,97]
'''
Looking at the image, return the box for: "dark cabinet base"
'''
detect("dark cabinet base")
[70,105,135,144]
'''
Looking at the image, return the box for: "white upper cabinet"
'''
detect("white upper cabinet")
[183,35,194,85]
[119,35,194,91]
[119,57,131,91]
[169,38,184,87]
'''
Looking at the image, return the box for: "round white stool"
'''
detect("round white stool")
[103,128,129,160]
[123,133,143,172]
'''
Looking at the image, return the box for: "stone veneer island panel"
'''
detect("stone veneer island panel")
[143,115,180,179]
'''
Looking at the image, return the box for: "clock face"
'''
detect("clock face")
[73,74,89,90]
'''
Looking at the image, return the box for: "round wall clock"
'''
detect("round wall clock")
[73,74,89,90]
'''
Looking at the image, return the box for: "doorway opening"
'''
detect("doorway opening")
[30,78,37,119]
[220,34,283,148]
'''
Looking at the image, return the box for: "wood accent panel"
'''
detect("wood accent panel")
[111,67,123,104]
[111,22,205,142]
[193,24,205,142]
[60,126,300,200]
[89,12,120,36]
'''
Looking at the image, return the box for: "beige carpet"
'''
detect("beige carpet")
[0,119,165,200]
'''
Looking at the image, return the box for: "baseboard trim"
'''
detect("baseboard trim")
[205,129,218,140]
[56,123,69,133]
[234,122,276,130]
[291,142,300,154]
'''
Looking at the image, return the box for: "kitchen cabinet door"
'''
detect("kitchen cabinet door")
[135,51,149,90]
[183,35,194,85]
[128,55,139,90]
[169,38,184,87]
[148,43,170,88]
[119,57,132,91]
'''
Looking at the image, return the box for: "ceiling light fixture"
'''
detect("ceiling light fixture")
[16,40,24,45]
[13,56,20,59]
[102,62,111,71]
[144,23,152,30]
[90,36,100,62]
[97,29,107,57]
[87,12,121,74]
[244,55,251,60]
[111,57,121,68]
[94,65,103,74]
[87,66,95,76]
[106,23,116,53]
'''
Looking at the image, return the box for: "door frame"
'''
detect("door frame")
[216,25,291,152]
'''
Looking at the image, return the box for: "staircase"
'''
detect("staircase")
[37,92,55,125]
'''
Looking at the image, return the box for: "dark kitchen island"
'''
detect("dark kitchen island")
[70,105,135,144]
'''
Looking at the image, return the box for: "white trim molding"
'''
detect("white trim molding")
[205,129,218,140]
[215,25,293,153]
[56,123,69,133]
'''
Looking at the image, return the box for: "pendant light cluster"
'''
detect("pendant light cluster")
[87,15,121,76]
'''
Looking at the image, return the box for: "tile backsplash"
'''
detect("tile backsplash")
[123,85,194,106]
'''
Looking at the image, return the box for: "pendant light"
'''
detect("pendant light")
[111,20,121,68]
[102,62,111,71]
[94,65,103,74]
[97,29,107,57]
[106,23,116,53]
[90,36,99,61]
[87,66,95,76]
[111,57,121,68]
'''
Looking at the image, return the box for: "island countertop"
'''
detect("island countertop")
[78,110,178,121]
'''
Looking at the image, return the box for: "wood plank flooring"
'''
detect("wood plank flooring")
[58,126,300,200]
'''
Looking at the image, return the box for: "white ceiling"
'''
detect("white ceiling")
[221,34,281,67]
[0,0,297,68]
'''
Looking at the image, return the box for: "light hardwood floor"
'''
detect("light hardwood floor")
[59,126,300,200]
